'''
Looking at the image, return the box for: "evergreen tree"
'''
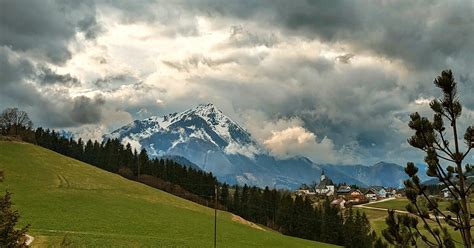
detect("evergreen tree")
[276,194,294,235]
[374,237,389,248]
[137,148,148,176]
[320,197,343,245]
[232,185,241,214]
[0,192,29,247]
[390,70,472,247]
[219,183,230,208]
[352,211,375,248]
[343,208,356,247]
[382,209,417,247]
[240,184,250,218]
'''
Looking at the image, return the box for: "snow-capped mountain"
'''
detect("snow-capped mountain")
[105,104,414,189]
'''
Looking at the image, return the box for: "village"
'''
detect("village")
[295,171,406,209]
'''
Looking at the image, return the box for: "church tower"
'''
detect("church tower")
[320,170,326,182]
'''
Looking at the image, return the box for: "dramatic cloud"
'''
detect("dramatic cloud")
[1,0,473,165]
[264,126,338,163]
[0,0,101,64]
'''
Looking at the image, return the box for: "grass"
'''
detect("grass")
[360,198,472,247]
[367,198,474,212]
[0,141,337,247]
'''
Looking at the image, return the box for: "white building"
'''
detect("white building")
[314,171,335,196]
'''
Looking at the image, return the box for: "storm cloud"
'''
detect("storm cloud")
[1,0,473,164]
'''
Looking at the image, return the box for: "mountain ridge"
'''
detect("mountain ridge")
[105,104,416,189]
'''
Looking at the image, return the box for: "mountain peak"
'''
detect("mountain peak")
[191,103,223,116]
[106,103,260,158]
[197,103,217,108]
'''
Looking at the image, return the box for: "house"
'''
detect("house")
[331,198,346,209]
[370,186,387,198]
[337,185,352,196]
[395,189,405,198]
[364,188,378,201]
[385,187,397,198]
[441,186,454,198]
[350,189,366,200]
[296,189,316,196]
[314,171,335,196]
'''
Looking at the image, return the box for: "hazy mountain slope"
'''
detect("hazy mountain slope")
[320,162,431,188]
[106,104,411,189]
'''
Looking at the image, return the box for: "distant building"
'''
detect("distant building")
[337,185,352,195]
[441,186,454,198]
[315,171,335,196]
[364,188,378,201]
[350,189,366,200]
[331,198,346,209]
[369,186,387,198]
[296,189,316,196]
[336,185,352,200]
[385,188,397,198]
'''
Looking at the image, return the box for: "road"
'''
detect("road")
[353,197,410,213]
[353,197,455,220]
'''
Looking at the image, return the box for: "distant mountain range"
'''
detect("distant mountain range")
[105,103,428,189]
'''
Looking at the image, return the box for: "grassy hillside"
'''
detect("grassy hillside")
[360,199,472,247]
[0,141,336,247]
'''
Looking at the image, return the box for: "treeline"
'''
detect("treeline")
[1,106,383,247]
[217,184,380,247]
[29,128,381,247]
[34,128,217,200]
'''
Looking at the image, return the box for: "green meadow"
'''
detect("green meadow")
[360,198,471,247]
[366,198,474,212]
[0,141,337,247]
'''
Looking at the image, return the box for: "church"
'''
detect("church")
[314,171,335,196]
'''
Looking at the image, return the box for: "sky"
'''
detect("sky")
[1,0,473,165]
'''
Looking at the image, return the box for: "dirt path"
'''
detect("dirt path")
[353,198,454,220]
[25,234,34,246]
[354,203,409,215]
[231,214,266,231]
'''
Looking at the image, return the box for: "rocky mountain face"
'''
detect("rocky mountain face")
[105,104,417,189]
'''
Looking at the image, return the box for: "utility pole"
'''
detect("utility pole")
[136,151,140,178]
[214,185,218,248]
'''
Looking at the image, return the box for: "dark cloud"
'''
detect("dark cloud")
[335,54,354,64]
[0,47,104,128]
[0,47,35,85]
[0,0,101,64]
[93,74,136,88]
[162,54,236,72]
[2,0,473,165]
[71,96,105,124]
[161,0,474,70]
[37,66,80,86]
[225,25,279,48]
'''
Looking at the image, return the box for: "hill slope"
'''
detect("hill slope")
[0,141,336,247]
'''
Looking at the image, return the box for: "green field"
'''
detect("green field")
[367,198,474,212]
[0,142,337,247]
[360,199,471,247]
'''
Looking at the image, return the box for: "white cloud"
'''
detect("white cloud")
[122,137,142,152]
[224,143,260,159]
[263,126,339,163]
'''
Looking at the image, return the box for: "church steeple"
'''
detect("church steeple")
[320,170,326,182]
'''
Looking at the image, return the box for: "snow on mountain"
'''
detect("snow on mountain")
[105,104,411,189]
[106,103,261,158]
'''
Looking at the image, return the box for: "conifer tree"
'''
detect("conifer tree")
[232,185,241,214]
[219,183,230,208]
[386,70,472,247]
[0,192,29,247]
